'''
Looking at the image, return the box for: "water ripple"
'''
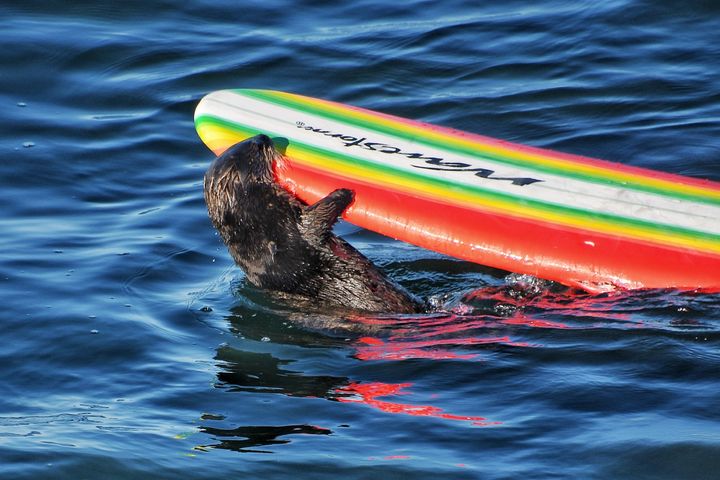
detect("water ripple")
[2,0,720,478]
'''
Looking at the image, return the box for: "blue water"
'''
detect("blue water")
[2,1,719,478]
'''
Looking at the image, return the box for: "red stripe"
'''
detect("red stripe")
[276,159,720,292]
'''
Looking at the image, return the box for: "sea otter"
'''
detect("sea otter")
[203,134,425,314]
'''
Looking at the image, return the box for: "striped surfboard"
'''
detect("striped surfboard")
[195,89,720,293]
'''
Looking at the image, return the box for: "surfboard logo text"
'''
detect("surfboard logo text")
[296,122,543,187]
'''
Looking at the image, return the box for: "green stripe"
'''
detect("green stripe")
[240,89,720,207]
[196,114,720,250]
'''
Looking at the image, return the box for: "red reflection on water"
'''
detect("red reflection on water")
[501,315,570,329]
[335,382,500,427]
[407,316,496,339]
[354,335,529,361]
[527,291,633,322]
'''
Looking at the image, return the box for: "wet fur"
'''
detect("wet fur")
[204,134,425,313]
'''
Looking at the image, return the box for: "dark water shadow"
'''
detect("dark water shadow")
[196,423,332,454]
[214,344,348,398]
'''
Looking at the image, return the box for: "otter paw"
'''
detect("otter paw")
[330,188,355,203]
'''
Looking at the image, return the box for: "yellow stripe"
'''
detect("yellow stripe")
[273,90,720,203]
[197,119,720,255]
[290,146,720,255]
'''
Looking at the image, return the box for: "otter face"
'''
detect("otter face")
[204,134,281,228]
[206,134,277,188]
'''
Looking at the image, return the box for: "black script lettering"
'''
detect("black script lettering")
[306,127,337,137]
[362,142,384,151]
[403,152,441,162]
[413,165,543,186]
[402,152,470,168]
[379,146,401,154]
[298,122,545,187]
[425,158,471,169]
[343,137,367,148]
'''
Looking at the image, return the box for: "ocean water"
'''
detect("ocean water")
[2,0,719,478]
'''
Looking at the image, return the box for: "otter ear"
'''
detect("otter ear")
[301,188,354,242]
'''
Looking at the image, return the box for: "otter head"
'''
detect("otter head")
[206,134,278,186]
[203,134,280,228]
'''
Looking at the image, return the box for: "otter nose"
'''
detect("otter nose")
[252,134,272,147]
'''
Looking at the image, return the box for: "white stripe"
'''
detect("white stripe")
[196,90,720,236]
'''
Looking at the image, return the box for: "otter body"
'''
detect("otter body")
[203,134,425,314]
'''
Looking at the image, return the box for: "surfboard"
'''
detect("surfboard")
[194,89,720,293]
